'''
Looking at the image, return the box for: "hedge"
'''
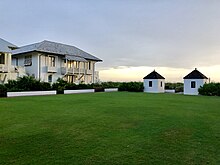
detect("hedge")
[198,83,220,96]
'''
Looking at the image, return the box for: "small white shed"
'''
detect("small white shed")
[183,68,208,95]
[143,70,165,93]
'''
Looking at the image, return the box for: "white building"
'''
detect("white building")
[143,70,165,93]
[12,40,102,84]
[0,38,19,84]
[183,68,208,95]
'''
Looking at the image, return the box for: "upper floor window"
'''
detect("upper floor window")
[0,53,5,64]
[24,55,32,66]
[48,56,55,67]
[191,81,196,88]
[88,62,91,70]
[149,81,152,87]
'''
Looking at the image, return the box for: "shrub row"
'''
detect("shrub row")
[198,83,220,96]
[165,82,183,93]
[0,76,143,96]
[118,82,143,92]
[5,76,51,92]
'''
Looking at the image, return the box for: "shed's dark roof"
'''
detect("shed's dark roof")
[12,40,102,61]
[0,38,17,53]
[143,70,165,79]
[183,68,208,79]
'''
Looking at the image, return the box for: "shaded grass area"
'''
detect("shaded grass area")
[0,92,220,164]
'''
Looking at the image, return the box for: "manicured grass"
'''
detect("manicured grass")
[0,92,220,165]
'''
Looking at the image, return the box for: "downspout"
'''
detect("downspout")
[38,54,43,81]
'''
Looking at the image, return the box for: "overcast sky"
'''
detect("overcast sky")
[1,0,220,82]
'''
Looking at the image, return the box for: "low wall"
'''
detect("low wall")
[104,88,118,92]
[6,88,119,97]
[64,89,95,94]
[165,89,175,93]
[7,91,56,97]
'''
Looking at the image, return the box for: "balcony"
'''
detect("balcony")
[61,67,74,75]
[74,68,85,74]
[0,64,8,73]
[86,69,93,75]
[46,66,57,73]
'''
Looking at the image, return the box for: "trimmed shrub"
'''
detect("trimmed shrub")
[165,82,183,93]
[0,84,7,97]
[94,87,104,92]
[199,83,220,96]
[5,76,51,92]
[119,82,143,92]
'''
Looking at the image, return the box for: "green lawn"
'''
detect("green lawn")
[0,92,220,165]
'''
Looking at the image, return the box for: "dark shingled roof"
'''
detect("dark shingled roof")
[0,38,17,53]
[12,40,102,62]
[143,70,165,79]
[183,68,208,79]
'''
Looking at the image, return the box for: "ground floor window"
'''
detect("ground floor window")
[191,81,196,88]
[48,75,52,83]
[161,81,163,87]
[149,81,152,87]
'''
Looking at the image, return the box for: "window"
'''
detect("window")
[161,81,163,87]
[48,56,55,67]
[48,75,52,83]
[88,62,91,70]
[24,55,32,66]
[191,81,196,88]
[149,81,152,87]
[0,53,5,64]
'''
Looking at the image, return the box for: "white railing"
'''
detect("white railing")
[86,69,93,75]
[46,66,57,73]
[0,64,8,72]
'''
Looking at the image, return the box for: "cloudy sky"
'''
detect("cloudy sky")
[1,0,220,82]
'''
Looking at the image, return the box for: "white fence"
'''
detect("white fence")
[7,91,56,97]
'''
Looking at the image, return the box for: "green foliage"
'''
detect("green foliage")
[199,83,220,96]
[5,76,51,92]
[165,82,184,93]
[119,82,143,92]
[0,84,7,97]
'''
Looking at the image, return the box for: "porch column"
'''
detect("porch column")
[92,62,95,83]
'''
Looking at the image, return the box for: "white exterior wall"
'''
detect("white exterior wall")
[143,79,165,93]
[184,79,208,95]
[39,54,62,83]
[12,52,39,79]
[12,52,99,84]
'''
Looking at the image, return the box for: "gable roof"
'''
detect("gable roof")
[183,68,208,79]
[12,40,102,61]
[143,70,165,79]
[0,38,17,53]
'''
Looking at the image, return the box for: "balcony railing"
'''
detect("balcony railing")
[61,67,95,75]
[0,64,8,73]
[61,67,74,75]
[86,69,93,75]
[46,66,57,73]
[74,68,85,74]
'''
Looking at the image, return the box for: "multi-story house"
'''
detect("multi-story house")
[12,40,102,84]
[0,38,18,84]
